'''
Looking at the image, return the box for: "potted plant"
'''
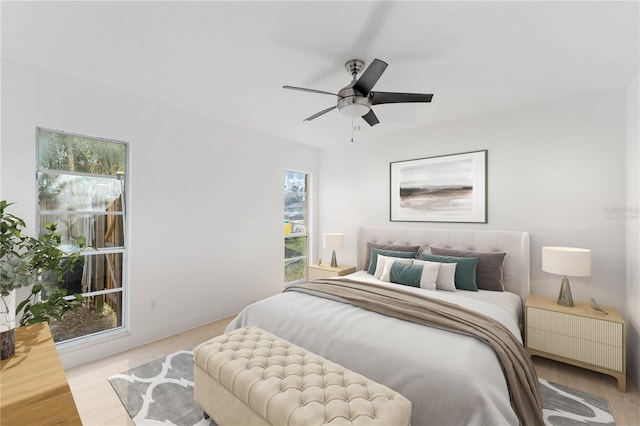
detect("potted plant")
[1,200,85,360]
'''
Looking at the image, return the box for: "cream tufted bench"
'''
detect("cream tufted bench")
[193,326,412,426]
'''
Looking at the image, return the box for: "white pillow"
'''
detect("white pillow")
[436,262,457,291]
[414,259,457,291]
[380,257,414,282]
[413,260,440,290]
[373,254,389,279]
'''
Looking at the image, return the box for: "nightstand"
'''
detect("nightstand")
[308,264,356,280]
[525,294,626,392]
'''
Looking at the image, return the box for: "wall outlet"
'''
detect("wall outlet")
[151,298,159,310]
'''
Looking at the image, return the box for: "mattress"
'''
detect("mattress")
[227,272,524,426]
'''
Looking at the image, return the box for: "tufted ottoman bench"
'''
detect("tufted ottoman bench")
[193,326,412,426]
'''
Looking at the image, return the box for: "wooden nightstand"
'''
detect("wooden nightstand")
[308,264,356,280]
[525,294,626,392]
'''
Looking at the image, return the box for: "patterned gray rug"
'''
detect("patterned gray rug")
[109,350,615,426]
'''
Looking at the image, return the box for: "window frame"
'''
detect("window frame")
[35,127,129,346]
[284,170,310,284]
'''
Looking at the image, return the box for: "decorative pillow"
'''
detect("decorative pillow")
[374,255,414,280]
[436,262,457,291]
[420,253,479,291]
[367,248,418,275]
[373,254,389,279]
[390,262,423,288]
[364,242,420,272]
[374,254,408,279]
[430,247,507,291]
[414,259,456,291]
[417,261,439,290]
[381,257,414,282]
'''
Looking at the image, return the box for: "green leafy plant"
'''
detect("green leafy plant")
[17,286,84,326]
[1,200,85,326]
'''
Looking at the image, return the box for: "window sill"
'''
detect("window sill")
[55,326,130,353]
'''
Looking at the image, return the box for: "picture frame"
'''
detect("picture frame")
[390,150,487,223]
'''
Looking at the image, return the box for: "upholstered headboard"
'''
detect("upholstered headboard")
[357,226,530,301]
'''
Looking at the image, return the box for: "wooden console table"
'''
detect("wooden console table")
[0,323,82,425]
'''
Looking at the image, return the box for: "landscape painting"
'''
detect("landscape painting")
[390,150,487,222]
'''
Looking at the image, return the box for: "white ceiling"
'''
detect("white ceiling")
[2,1,638,148]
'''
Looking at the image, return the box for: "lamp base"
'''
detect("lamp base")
[331,250,337,268]
[557,275,574,307]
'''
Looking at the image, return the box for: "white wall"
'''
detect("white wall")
[625,72,640,387]
[0,61,319,368]
[1,57,636,383]
[318,90,627,315]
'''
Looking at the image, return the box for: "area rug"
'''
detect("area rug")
[109,350,615,426]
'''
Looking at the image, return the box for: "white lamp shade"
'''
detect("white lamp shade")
[542,246,591,277]
[323,233,345,249]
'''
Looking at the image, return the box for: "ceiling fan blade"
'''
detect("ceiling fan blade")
[283,85,340,97]
[371,92,433,105]
[362,109,380,126]
[353,59,388,96]
[304,105,337,121]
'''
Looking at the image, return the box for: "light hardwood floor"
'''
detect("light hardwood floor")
[532,356,640,426]
[66,316,640,426]
[66,316,233,426]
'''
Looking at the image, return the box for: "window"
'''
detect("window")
[37,128,127,343]
[284,170,308,283]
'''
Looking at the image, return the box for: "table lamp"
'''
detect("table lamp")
[542,246,591,307]
[323,233,345,268]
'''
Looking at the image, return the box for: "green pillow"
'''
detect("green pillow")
[368,248,418,274]
[390,262,423,288]
[420,253,479,291]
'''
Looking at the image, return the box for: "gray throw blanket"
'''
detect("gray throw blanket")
[285,278,544,426]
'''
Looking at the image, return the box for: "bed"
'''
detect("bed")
[226,226,540,426]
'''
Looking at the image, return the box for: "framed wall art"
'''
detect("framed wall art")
[390,150,487,223]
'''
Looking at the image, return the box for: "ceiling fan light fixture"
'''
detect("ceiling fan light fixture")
[337,96,371,117]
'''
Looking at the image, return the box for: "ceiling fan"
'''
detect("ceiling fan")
[283,58,433,126]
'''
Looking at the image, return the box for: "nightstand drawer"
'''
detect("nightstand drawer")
[527,328,624,371]
[527,307,622,347]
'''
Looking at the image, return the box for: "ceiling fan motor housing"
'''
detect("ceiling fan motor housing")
[337,86,372,117]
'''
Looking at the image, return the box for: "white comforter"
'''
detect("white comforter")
[226,272,523,426]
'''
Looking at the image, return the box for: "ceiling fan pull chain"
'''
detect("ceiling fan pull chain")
[351,118,355,143]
